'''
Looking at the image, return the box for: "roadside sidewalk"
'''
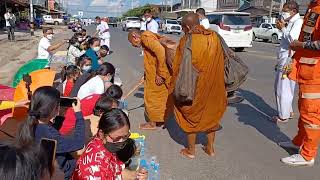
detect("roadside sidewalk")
[0,26,70,86]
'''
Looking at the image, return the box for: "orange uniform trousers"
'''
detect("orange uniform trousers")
[292,90,320,161]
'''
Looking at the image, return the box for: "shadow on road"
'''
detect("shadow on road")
[134,92,144,99]
[165,114,208,148]
[231,89,293,153]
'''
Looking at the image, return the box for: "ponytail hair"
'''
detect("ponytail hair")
[17,86,60,147]
[60,65,80,82]
[86,62,116,84]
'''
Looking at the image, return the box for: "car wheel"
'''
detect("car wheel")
[252,33,256,41]
[263,39,269,42]
[271,34,279,44]
[235,47,245,52]
[54,21,59,25]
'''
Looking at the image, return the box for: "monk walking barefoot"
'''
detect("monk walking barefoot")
[170,13,227,158]
[128,30,171,130]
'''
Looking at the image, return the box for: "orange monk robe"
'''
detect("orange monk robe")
[141,31,171,122]
[170,26,227,133]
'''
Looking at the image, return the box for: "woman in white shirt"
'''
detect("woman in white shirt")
[67,33,86,65]
[77,62,115,99]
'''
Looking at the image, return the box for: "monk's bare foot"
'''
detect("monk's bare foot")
[202,146,215,157]
[180,148,195,159]
[139,122,157,130]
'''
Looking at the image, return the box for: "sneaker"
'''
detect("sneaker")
[281,154,314,166]
[278,141,300,151]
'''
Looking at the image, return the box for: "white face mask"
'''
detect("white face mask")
[146,17,152,22]
[281,12,291,20]
[93,46,100,52]
[78,37,83,42]
[47,34,53,40]
[82,65,91,71]
[142,17,146,21]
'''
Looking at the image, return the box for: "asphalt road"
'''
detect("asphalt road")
[83,26,318,180]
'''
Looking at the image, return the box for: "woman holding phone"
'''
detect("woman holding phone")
[17,86,85,180]
[72,108,148,180]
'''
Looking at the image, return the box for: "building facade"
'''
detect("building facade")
[180,0,218,12]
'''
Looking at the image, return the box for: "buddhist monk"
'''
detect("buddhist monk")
[128,29,171,130]
[170,13,227,158]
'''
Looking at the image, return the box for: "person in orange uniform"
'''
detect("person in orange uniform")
[280,0,320,166]
[170,13,227,159]
[128,30,171,130]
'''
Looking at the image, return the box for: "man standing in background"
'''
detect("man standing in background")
[140,9,159,56]
[196,8,210,29]
[4,9,16,41]
[273,1,303,123]
[94,16,111,49]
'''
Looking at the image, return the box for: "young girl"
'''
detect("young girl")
[76,55,92,73]
[60,65,80,97]
[77,62,115,99]
[17,86,85,180]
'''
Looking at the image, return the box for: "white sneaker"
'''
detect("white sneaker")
[278,141,300,151]
[281,154,315,166]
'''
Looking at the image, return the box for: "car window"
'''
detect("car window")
[207,14,222,25]
[272,24,276,28]
[127,17,139,21]
[261,24,266,28]
[223,14,251,25]
[265,24,271,28]
[167,20,178,24]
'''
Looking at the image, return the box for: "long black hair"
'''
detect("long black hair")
[92,62,115,83]
[60,65,80,82]
[17,86,61,147]
[98,108,130,135]
[0,142,50,180]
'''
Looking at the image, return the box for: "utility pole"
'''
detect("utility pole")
[131,0,134,9]
[269,0,273,23]
[29,0,34,36]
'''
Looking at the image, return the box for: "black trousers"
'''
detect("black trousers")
[7,26,15,40]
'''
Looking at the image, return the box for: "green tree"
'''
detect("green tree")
[122,5,153,18]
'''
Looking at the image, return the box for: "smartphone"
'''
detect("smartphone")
[60,97,77,107]
[40,138,57,174]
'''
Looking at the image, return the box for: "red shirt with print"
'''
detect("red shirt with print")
[72,136,124,180]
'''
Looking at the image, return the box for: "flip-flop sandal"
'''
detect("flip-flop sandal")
[202,146,215,157]
[139,123,157,130]
[270,116,289,123]
[180,149,195,159]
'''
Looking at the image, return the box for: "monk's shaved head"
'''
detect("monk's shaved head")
[181,13,200,30]
[128,29,142,47]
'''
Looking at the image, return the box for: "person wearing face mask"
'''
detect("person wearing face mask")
[77,62,115,100]
[272,1,303,123]
[59,65,81,97]
[85,37,101,70]
[77,54,92,73]
[72,108,148,180]
[142,9,159,34]
[17,86,85,179]
[196,8,210,29]
[128,29,171,130]
[37,28,66,60]
[67,33,86,65]
[279,0,320,166]
[170,13,226,159]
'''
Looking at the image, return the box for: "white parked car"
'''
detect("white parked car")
[122,17,141,31]
[43,15,64,25]
[207,12,253,52]
[253,23,282,44]
[162,19,182,34]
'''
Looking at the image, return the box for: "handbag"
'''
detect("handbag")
[216,33,249,92]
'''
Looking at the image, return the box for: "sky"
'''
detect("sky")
[63,0,180,18]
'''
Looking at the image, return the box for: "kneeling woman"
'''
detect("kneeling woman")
[72,109,147,180]
[17,86,85,180]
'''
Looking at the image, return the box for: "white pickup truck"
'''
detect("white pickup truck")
[253,23,282,44]
[43,15,65,25]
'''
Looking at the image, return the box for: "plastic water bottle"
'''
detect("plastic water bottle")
[149,156,160,180]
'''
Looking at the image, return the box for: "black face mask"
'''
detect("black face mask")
[105,140,128,153]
